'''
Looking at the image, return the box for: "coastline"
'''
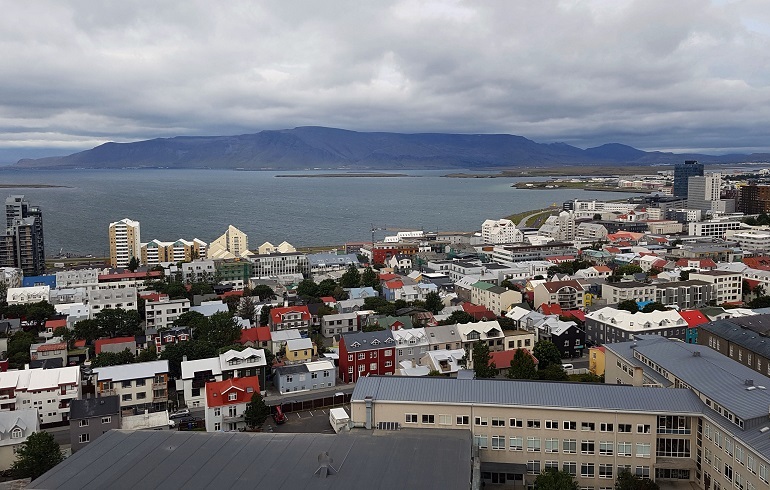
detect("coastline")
[275,173,410,178]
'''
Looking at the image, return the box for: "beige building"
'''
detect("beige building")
[601,281,656,305]
[208,225,252,260]
[689,270,743,305]
[533,280,585,310]
[141,238,207,266]
[92,360,169,413]
[257,241,296,254]
[109,218,141,268]
[470,281,522,315]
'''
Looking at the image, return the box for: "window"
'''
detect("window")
[636,424,651,434]
[11,428,22,438]
[474,434,488,449]
[214,408,221,416]
[527,461,541,475]
[491,417,505,427]
[421,414,435,424]
[439,414,451,425]
[563,421,576,431]
[456,415,469,426]
[581,463,595,478]
[348,366,353,374]
[545,438,559,453]
[101,417,111,424]
[492,435,506,450]
[636,443,651,458]
[527,437,541,452]
[563,462,577,476]
[581,440,595,455]
[527,419,541,429]
[563,439,576,454]
[122,394,132,401]
[656,438,690,458]
[384,361,392,368]
[121,380,132,388]
[618,424,631,433]
[79,433,89,443]
[509,436,523,451]
[79,419,89,427]
[370,363,377,370]
[599,464,613,479]
[599,441,613,455]
[635,466,650,478]
[581,422,595,431]
[214,422,221,431]
[509,418,523,428]
[600,423,614,432]
[545,420,558,430]
[405,414,418,424]
[475,416,488,426]
[348,354,353,361]
[618,442,632,457]
[759,464,767,483]
[357,353,365,360]
[545,461,559,470]
[228,393,237,401]
[724,463,733,483]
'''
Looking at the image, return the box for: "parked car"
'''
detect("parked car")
[273,406,287,425]
[169,409,191,419]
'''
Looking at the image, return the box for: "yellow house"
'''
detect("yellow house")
[584,292,595,306]
[588,346,605,376]
[284,338,317,365]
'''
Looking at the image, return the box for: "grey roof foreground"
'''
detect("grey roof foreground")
[70,396,120,420]
[30,429,471,490]
[352,375,704,415]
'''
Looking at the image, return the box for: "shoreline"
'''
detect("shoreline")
[0,184,70,188]
[275,173,410,178]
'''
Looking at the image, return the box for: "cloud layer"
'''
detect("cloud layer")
[2,0,770,158]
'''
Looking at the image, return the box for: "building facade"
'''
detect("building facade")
[482,219,524,244]
[673,160,704,198]
[109,218,141,268]
[0,195,45,276]
[339,330,397,383]
[69,395,121,453]
[204,376,260,432]
[92,360,169,413]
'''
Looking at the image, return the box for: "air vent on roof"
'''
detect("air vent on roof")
[314,452,337,478]
[746,379,754,386]
[377,421,401,431]
[760,427,770,433]
[692,351,701,357]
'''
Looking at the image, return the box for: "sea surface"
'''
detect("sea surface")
[0,169,630,257]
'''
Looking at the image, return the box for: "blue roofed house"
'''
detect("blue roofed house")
[22,274,56,288]
[348,287,378,300]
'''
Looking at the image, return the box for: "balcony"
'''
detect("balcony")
[152,382,167,390]
[223,414,244,422]
[101,389,117,396]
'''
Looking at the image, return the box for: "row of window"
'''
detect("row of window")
[704,445,768,483]
[348,362,393,373]
[347,350,393,361]
[78,417,111,427]
[406,413,653,434]
[473,435,651,457]
[503,459,650,478]
[704,423,766,479]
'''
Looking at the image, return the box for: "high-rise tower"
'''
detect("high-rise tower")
[0,195,45,276]
[673,160,704,198]
[109,218,141,268]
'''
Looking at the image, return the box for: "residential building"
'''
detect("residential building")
[7,285,49,305]
[533,280,585,310]
[688,219,743,238]
[687,173,734,214]
[87,286,138,316]
[0,366,80,425]
[307,252,359,275]
[392,327,429,368]
[421,349,466,375]
[481,219,523,244]
[29,339,67,368]
[257,241,295,255]
[269,306,311,333]
[97,270,163,291]
[249,252,310,278]
[673,159,704,197]
[538,210,576,241]
[455,321,506,358]
[601,281,656,305]
[144,297,190,330]
[689,270,742,305]
[339,330,396,383]
[470,281,522,315]
[55,268,99,289]
[654,280,716,309]
[321,312,359,338]
[0,408,39,471]
[0,196,45,276]
[141,238,207,266]
[179,348,268,408]
[95,336,137,356]
[490,242,578,265]
[151,326,191,354]
[284,338,315,364]
[699,315,770,378]
[69,396,120,453]
[575,222,608,241]
[738,184,770,214]
[426,323,463,352]
[0,267,22,288]
[585,307,689,345]
[108,218,141,268]
[208,225,251,260]
[588,346,605,375]
[181,259,216,283]
[92,360,169,413]
[273,360,335,394]
[204,376,260,432]
[731,230,770,253]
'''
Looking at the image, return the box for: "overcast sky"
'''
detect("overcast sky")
[2,0,770,160]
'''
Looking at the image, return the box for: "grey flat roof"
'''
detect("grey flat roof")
[70,396,120,420]
[352,376,704,415]
[30,429,471,490]
[700,315,770,359]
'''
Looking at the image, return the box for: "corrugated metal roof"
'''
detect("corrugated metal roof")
[351,376,704,415]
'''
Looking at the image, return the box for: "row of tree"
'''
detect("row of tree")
[471,339,570,381]
[534,468,658,490]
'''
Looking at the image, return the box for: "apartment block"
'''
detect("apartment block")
[141,238,207,266]
[689,270,742,305]
[0,196,45,276]
[87,286,137,316]
[109,218,141,268]
[699,315,770,378]
[0,366,81,425]
[92,360,169,413]
[145,297,190,330]
[602,281,656,305]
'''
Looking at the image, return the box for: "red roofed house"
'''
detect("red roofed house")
[382,280,404,301]
[533,280,586,311]
[675,258,718,271]
[743,256,770,271]
[30,340,68,368]
[489,348,538,376]
[269,306,311,334]
[239,326,271,349]
[461,303,496,322]
[43,318,67,338]
[204,376,261,432]
[95,337,137,355]
[679,310,709,344]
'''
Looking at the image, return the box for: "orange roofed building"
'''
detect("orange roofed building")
[269,306,311,334]
[204,376,261,432]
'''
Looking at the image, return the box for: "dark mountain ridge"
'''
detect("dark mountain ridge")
[15,126,770,170]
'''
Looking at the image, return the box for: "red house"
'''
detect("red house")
[339,330,396,383]
[269,306,311,333]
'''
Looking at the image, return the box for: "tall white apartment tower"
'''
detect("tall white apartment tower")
[109,218,141,268]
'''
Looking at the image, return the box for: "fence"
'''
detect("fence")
[268,392,352,414]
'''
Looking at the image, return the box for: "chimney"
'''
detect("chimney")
[183,355,188,362]
[365,396,373,430]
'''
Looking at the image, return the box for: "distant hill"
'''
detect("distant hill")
[14,126,770,170]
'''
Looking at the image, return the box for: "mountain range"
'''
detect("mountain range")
[14,126,770,170]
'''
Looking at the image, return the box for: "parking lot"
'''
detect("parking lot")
[263,405,351,435]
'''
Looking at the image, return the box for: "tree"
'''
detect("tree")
[95,308,142,338]
[160,341,218,378]
[538,363,569,381]
[26,301,56,328]
[507,349,537,379]
[340,264,361,288]
[296,279,320,299]
[91,348,136,368]
[195,312,242,348]
[174,311,208,330]
[753,284,766,298]
[8,331,36,369]
[592,213,602,221]
[237,296,257,321]
[438,310,475,325]
[11,431,64,480]
[424,291,443,315]
[749,296,770,308]
[360,267,379,288]
[614,264,643,276]
[472,341,496,378]
[427,369,442,376]
[533,340,561,370]
[534,468,579,490]
[535,468,578,490]
[617,299,639,314]
[615,469,659,490]
[127,256,140,272]
[224,295,241,313]
[250,284,276,300]
[243,392,270,428]
[188,282,214,298]
[679,270,690,281]
[363,296,397,316]
[316,279,338,298]
[52,326,68,339]
[641,302,668,313]
[259,305,272,327]
[71,319,101,345]
[136,343,158,363]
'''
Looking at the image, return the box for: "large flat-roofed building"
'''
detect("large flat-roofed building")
[738,184,770,214]
[698,314,770,378]
[674,160,704,198]
[30,429,472,490]
[108,218,140,268]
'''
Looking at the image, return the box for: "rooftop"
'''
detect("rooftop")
[70,396,121,420]
[93,360,169,382]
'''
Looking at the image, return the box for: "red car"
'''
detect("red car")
[272,406,287,425]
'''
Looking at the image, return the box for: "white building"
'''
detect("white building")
[687,173,735,214]
[204,375,260,432]
[0,408,39,471]
[0,366,81,425]
[689,270,743,305]
[730,230,770,253]
[87,287,138,316]
[6,286,49,305]
[688,219,742,238]
[481,219,523,244]
[145,297,190,330]
[538,211,576,241]
[181,260,216,283]
[55,268,99,289]
[180,348,267,408]
[92,360,169,412]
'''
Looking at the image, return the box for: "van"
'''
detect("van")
[561,363,574,371]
